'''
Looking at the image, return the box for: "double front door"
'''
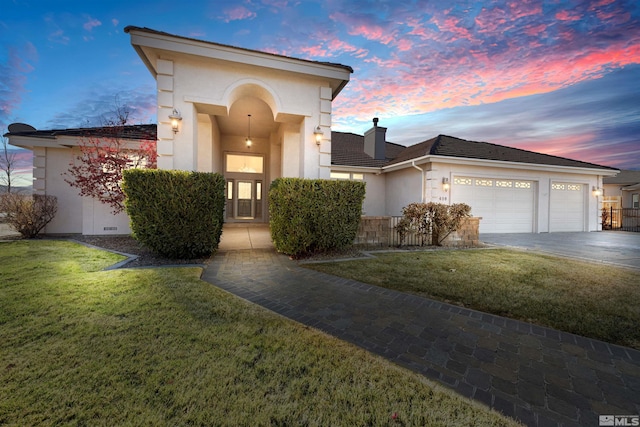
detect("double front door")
[227,179,262,220]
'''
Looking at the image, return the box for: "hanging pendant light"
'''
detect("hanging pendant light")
[246,114,252,149]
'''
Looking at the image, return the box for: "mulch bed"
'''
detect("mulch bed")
[71,235,211,268]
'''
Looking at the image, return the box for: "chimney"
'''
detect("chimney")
[364,117,387,160]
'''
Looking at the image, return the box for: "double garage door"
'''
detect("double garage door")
[451,177,585,233]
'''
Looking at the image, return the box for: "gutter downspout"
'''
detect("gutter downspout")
[412,161,425,203]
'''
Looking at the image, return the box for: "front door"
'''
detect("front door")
[224,153,264,222]
[227,179,263,220]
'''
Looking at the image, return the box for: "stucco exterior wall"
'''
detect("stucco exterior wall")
[154,54,332,180]
[41,147,83,234]
[384,167,423,216]
[82,197,131,235]
[361,173,386,216]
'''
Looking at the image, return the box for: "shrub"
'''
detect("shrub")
[0,193,58,238]
[269,178,366,257]
[123,170,225,259]
[396,202,471,246]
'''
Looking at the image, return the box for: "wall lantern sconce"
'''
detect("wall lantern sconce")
[169,109,182,133]
[592,186,602,197]
[314,125,323,146]
[245,114,252,149]
[442,177,450,192]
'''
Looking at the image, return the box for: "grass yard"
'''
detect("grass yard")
[305,249,640,350]
[0,240,518,426]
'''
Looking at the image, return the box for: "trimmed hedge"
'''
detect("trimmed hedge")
[122,169,225,259]
[269,178,366,257]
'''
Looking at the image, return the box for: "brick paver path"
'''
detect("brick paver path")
[201,248,640,427]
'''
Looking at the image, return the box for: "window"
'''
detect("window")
[330,171,364,180]
[226,154,263,173]
[475,179,493,187]
[330,172,350,180]
[515,181,532,189]
[633,193,639,209]
[453,177,472,185]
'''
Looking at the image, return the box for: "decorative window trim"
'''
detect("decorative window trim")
[475,179,494,187]
[515,181,532,189]
[454,177,472,185]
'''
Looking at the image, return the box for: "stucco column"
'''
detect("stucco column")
[156,59,175,170]
[317,86,332,179]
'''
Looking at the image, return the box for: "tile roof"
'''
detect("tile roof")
[6,124,157,141]
[331,132,406,167]
[333,132,618,171]
[603,170,640,184]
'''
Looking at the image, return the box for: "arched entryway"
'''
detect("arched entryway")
[207,84,281,224]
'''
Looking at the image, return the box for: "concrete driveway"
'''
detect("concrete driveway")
[480,231,640,270]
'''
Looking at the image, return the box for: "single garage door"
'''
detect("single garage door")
[550,182,585,232]
[451,177,535,233]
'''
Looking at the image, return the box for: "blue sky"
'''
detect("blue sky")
[2,0,639,171]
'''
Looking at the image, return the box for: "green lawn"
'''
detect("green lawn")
[305,249,640,350]
[0,240,518,426]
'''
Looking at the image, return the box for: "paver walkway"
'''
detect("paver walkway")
[202,247,640,427]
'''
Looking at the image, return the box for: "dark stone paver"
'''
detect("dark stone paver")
[201,248,640,427]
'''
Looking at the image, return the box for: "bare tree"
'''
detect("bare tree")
[0,131,23,194]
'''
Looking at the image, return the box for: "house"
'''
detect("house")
[6,27,620,235]
[331,124,618,233]
[602,170,640,231]
[603,170,640,210]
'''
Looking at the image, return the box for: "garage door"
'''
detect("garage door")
[451,177,535,233]
[550,182,585,232]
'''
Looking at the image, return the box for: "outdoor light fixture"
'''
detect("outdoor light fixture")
[442,177,450,192]
[169,109,182,133]
[246,114,252,149]
[314,125,323,145]
[592,186,602,197]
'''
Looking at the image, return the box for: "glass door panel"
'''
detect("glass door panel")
[236,181,253,218]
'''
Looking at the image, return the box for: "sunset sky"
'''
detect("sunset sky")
[2,0,639,172]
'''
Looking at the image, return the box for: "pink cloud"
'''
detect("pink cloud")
[330,12,396,45]
[222,6,257,22]
[512,133,636,167]
[327,39,369,57]
[335,30,640,125]
[83,16,102,31]
[555,10,582,22]
[474,6,511,34]
[507,0,542,19]
[524,23,547,37]
[432,15,475,42]
[48,29,69,44]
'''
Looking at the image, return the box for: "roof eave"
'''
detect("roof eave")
[382,155,431,172]
[382,155,620,175]
[331,164,383,174]
[125,26,352,94]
